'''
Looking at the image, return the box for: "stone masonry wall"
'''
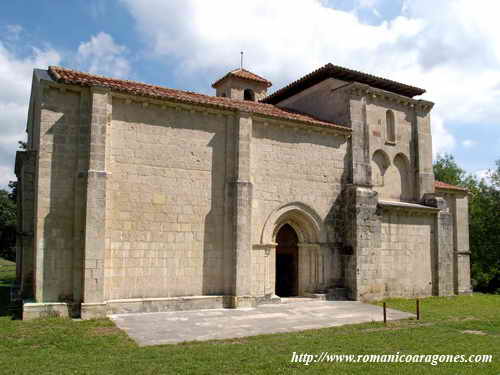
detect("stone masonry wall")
[250,120,349,296]
[105,98,227,300]
[276,78,349,124]
[366,99,416,202]
[16,151,36,297]
[35,86,83,302]
[358,210,434,300]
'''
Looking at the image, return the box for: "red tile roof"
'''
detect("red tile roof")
[435,180,468,192]
[263,63,426,104]
[48,66,349,132]
[212,68,272,88]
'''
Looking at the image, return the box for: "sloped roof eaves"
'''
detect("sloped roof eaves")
[262,63,426,104]
[47,66,349,133]
[212,69,272,88]
[434,180,468,192]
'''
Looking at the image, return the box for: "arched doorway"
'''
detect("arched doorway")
[275,224,299,297]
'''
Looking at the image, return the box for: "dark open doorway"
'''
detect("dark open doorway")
[275,224,299,297]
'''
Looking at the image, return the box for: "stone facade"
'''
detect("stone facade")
[16,65,472,319]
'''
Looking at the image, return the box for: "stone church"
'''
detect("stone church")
[15,63,472,319]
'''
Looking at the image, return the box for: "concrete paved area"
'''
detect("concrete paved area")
[110,299,414,346]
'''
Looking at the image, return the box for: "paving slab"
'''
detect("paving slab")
[109,300,414,346]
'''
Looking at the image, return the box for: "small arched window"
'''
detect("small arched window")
[372,150,390,187]
[244,89,255,101]
[386,110,396,143]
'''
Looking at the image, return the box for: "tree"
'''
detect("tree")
[0,189,16,261]
[0,141,25,261]
[433,155,500,293]
[467,163,500,293]
[8,141,26,203]
[433,153,467,187]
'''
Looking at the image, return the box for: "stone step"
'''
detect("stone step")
[280,297,318,304]
[327,287,349,301]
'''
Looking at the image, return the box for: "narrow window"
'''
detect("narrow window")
[386,110,396,143]
[244,89,255,101]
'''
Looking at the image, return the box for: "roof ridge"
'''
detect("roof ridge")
[262,62,426,103]
[211,68,272,88]
[47,66,349,133]
[48,66,209,98]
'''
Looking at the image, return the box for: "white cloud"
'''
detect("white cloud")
[473,169,493,185]
[431,114,455,157]
[0,42,61,188]
[0,32,131,189]
[121,0,424,86]
[76,32,130,78]
[462,139,477,149]
[122,0,500,161]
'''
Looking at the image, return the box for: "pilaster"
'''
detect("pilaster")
[73,90,91,305]
[348,87,372,186]
[231,112,254,308]
[414,101,435,200]
[423,194,454,296]
[15,150,37,298]
[81,87,111,312]
[343,184,380,300]
[452,193,472,294]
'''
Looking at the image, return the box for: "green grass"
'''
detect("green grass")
[0,294,498,375]
[0,257,15,282]
[0,257,16,317]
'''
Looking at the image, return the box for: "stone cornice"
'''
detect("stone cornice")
[377,199,440,215]
[254,116,351,137]
[340,82,434,112]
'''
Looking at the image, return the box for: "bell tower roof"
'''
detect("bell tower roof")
[211,68,272,89]
[212,68,271,101]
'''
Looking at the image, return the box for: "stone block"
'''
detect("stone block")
[23,302,71,320]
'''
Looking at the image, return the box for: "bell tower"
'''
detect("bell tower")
[212,68,272,101]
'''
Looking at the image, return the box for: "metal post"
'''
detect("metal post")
[416,298,420,320]
[383,302,387,325]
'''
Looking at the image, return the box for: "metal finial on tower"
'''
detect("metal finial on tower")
[240,51,244,69]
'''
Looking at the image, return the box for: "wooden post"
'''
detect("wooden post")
[383,302,387,325]
[416,298,420,320]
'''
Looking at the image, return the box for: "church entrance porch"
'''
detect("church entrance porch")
[253,203,342,302]
[275,224,299,297]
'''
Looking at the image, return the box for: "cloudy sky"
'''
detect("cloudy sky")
[1,0,500,188]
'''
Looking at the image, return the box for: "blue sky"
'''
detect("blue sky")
[1,0,499,187]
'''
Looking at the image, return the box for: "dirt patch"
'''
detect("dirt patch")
[461,330,487,336]
[450,316,479,322]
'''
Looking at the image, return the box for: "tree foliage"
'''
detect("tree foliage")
[0,189,16,261]
[434,155,500,294]
[433,153,467,187]
[0,141,25,261]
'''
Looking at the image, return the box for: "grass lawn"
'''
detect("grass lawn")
[0,294,498,375]
[0,257,16,317]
